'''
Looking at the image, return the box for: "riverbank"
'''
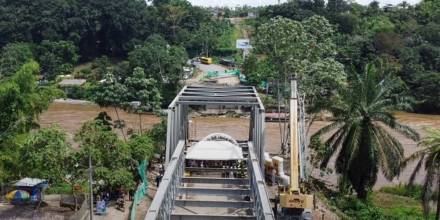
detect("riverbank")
[39,101,440,189]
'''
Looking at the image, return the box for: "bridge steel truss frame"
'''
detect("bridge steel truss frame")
[145,85,274,220]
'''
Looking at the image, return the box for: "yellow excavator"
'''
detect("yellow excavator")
[277,79,314,219]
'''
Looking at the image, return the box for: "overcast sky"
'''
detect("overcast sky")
[188,0,421,7]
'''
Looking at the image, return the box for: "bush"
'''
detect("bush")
[372,192,435,220]
[46,183,71,194]
[330,195,386,220]
[379,184,423,200]
[214,48,238,56]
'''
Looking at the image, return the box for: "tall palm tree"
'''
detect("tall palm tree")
[400,128,440,219]
[312,63,419,199]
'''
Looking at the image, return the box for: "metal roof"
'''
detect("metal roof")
[169,85,264,109]
[58,79,86,86]
[14,178,47,187]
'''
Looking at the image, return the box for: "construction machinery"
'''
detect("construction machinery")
[268,79,314,219]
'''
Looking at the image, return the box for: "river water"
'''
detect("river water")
[39,100,440,188]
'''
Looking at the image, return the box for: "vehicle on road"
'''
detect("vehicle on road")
[200,57,212,65]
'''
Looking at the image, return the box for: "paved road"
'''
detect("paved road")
[186,63,239,86]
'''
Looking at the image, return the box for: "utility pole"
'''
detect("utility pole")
[88,151,93,220]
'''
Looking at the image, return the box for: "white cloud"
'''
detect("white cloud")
[189,0,421,7]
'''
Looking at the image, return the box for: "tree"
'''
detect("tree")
[242,54,275,86]
[36,40,79,80]
[94,72,128,140]
[418,22,440,46]
[255,16,341,88]
[312,63,419,199]
[416,0,440,24]
[147,118,167,152]
[253,16,346,153]
[90,56,112,81]
[73,121,136,192]
[125,67,162,112]
[327,0,350,13]
[128,35,187,100]
[125,67,162,133]
[0,61,60,139]
[127,133,155,162]
[400,128,440,219]
[192,22,221,57]
[359,16,396,37]
[20,126,71,184]
[0,61,60,182]
[0,42,34,78]
[165,5,187,41]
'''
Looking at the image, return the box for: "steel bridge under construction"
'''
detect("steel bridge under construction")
[145,85,275,220]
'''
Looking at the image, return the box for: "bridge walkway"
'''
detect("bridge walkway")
[172,142,254,219]
[145,86,275,220]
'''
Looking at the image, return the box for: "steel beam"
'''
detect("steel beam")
[178,187,250,195]
[181,177,248,185]
[185,167,247,172]
[179,96,258,102]
[174,200,253,208]
[181,92,257,97]
[176,101,258,106]
[248,142,275,220]
[171,214,256,220]
[168,86,188,108]
[185,88,255,93]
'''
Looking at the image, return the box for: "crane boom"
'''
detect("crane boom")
[290,79,300,192]
[278,79,313,219]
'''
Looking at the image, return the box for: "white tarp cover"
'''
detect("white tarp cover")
[186,140,244,160]
[14,178,47,187]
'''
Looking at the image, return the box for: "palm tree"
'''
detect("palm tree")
[400,128,440,219]
[312,63,419,199]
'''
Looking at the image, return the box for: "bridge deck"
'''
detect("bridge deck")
[146,85,273,220]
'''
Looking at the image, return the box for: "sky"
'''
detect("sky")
[188,0,421,7]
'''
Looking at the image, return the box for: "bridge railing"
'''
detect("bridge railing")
[145,140,185,220]
[248,142,275,220]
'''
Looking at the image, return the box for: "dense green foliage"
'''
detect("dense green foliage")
[0,0,233,106]
[249,15,346,151]
[328,192,436,220]
[0,43,34,78]
[250,15,347,113]
[20,126,71,184]
[0,61,159,192]
[247,0,440,113]
[0,61,60,182]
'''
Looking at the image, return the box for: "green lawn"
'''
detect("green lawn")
[372,191,436,220]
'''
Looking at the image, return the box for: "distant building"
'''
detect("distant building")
[58,79,86,87]
[58,79,87,97]
[247,12,257,18]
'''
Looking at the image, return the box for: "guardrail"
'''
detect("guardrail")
[248,142,275,220]
[145,140,185,220]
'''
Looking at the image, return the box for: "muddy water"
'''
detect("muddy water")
[39,102,440,188]
[39,100,161,146]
